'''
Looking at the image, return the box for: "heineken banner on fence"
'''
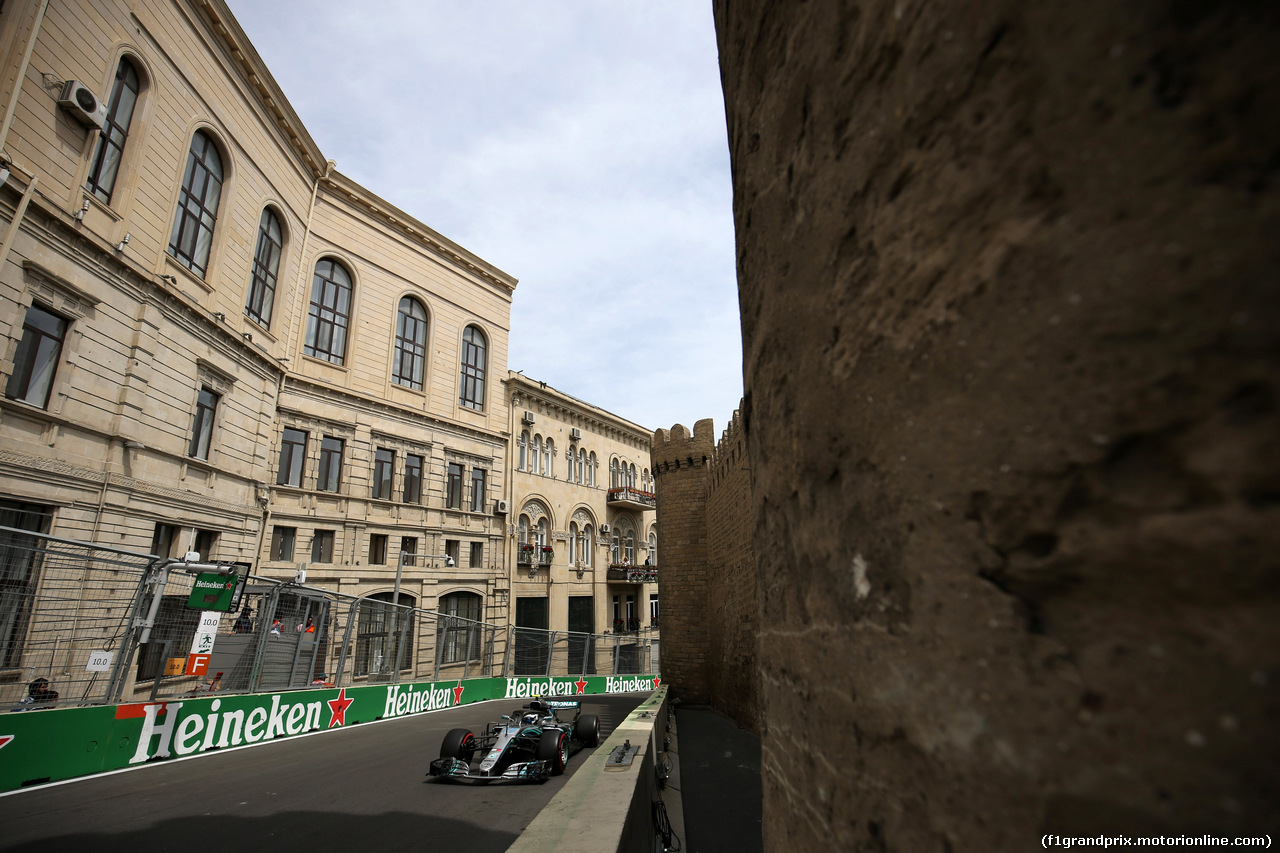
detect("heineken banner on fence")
[0,674,660,792]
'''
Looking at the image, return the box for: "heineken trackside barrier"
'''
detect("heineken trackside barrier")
[0,674,660,792]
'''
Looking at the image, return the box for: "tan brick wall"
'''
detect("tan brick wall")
[651,420,714,703]
[704,409,758,731]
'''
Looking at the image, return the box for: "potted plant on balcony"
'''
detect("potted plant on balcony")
[518,543,534,564]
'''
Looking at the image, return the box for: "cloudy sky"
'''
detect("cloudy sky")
[223,1,742,435]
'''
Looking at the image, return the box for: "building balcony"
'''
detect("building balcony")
[607,487,655,511]
[518,546,554,567]
[607,564,657,584]
[611,617,643,634]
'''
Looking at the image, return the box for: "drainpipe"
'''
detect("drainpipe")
[0,0,50,157]
[285,159,335,356]
[0,0,49,275]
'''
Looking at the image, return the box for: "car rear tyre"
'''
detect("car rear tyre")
[538,729,568,775]
[574,714,601,747]
[441,728,476,761]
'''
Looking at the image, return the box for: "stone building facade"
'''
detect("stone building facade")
[0,0,514,680]
[711,1,1280,851]
[505,373,658,671]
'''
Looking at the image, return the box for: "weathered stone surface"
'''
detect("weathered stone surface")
[713,0,1280,849]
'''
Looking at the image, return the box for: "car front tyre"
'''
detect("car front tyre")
[537,729,568,775]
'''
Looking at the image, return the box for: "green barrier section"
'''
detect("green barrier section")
[0,674,660,792]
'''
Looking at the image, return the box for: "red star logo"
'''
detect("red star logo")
[327,688,353,728]
[575,677,588,695]
[452,680,464,705]
[0,735,13,750]
[653,678,661,689]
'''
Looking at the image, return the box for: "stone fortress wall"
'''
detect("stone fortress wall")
[652,408,760,733]
[702,1,1280,850]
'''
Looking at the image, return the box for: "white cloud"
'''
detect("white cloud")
[226,1,742,434]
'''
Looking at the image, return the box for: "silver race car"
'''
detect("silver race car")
[428,698,602,783]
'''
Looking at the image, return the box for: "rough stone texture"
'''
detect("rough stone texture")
[651,421,715,705]
[713,1,1280,850]
[704,410,760,731]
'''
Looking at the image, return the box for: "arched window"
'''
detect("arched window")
[568,521,578,564]
[86,58,140,203]
[544,439,554,478]
[459,325,486,410]
[628,463,637,488]
[355,591,414,676]
[577,449,585,484]
[392,297,428,390]
[610,527,621,565]
[566,446,576,481]
[245,208,282,327]
[648,532,657,566]
[304,258,352,365]
[588,452,597,487]
[643,469,651,491]
[168,131,223,277]
[582,524,593,567]
[519,430,529,471]
[437,590,483,664]
[536,518,548,550]
[532,435,543,475]
[610,459,619,489]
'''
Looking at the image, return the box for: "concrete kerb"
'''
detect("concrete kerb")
[509,685,679,853]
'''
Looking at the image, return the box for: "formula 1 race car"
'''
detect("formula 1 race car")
[428,698,601,783]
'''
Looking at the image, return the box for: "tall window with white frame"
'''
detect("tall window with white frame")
[317,436,344,492]
[459,325,486,410]
[532,436,542,475]
[245,209,283,328]
[519,430,529,471]
[168,131,223,277]
[187,387,218,460]
[392,297,428,390]
[85,58,140,204]
[5,304,67,409]
[276,428,307,487]
[469,467,486,513]
[568,522,578,564]
[304,259,351,365]
[544,439,554,477]
[403,453,423,503]
[445,462,463,509]
[373,448,394,500]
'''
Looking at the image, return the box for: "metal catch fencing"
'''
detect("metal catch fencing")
[0,527,659,708]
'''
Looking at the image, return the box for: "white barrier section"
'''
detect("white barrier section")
[509,686,670,853]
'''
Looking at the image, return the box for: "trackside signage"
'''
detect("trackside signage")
[0,673,658,792]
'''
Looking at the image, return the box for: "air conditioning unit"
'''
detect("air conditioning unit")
[57,80,108,131]
[522,411,536,425]
[494,499,509,515]
[294,566,307,585]
[599,524,611,535]
[570,428,582,441]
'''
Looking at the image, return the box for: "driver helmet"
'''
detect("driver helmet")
[521,711,539,726]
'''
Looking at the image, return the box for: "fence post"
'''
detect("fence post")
[334,598,358,685]
[105,560,160,703]
[501,625,513,676]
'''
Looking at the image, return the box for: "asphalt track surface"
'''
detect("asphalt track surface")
[0,692,646,853]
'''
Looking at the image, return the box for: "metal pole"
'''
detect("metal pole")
[334,598,359,685]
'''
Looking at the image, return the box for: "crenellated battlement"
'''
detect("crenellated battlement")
[709,404,747,488]
[651,417,715,473]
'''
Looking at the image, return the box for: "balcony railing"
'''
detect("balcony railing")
[612,617,643,634]
[607,487,656,511]
[518,546,555,567]
[607,564,657,584]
